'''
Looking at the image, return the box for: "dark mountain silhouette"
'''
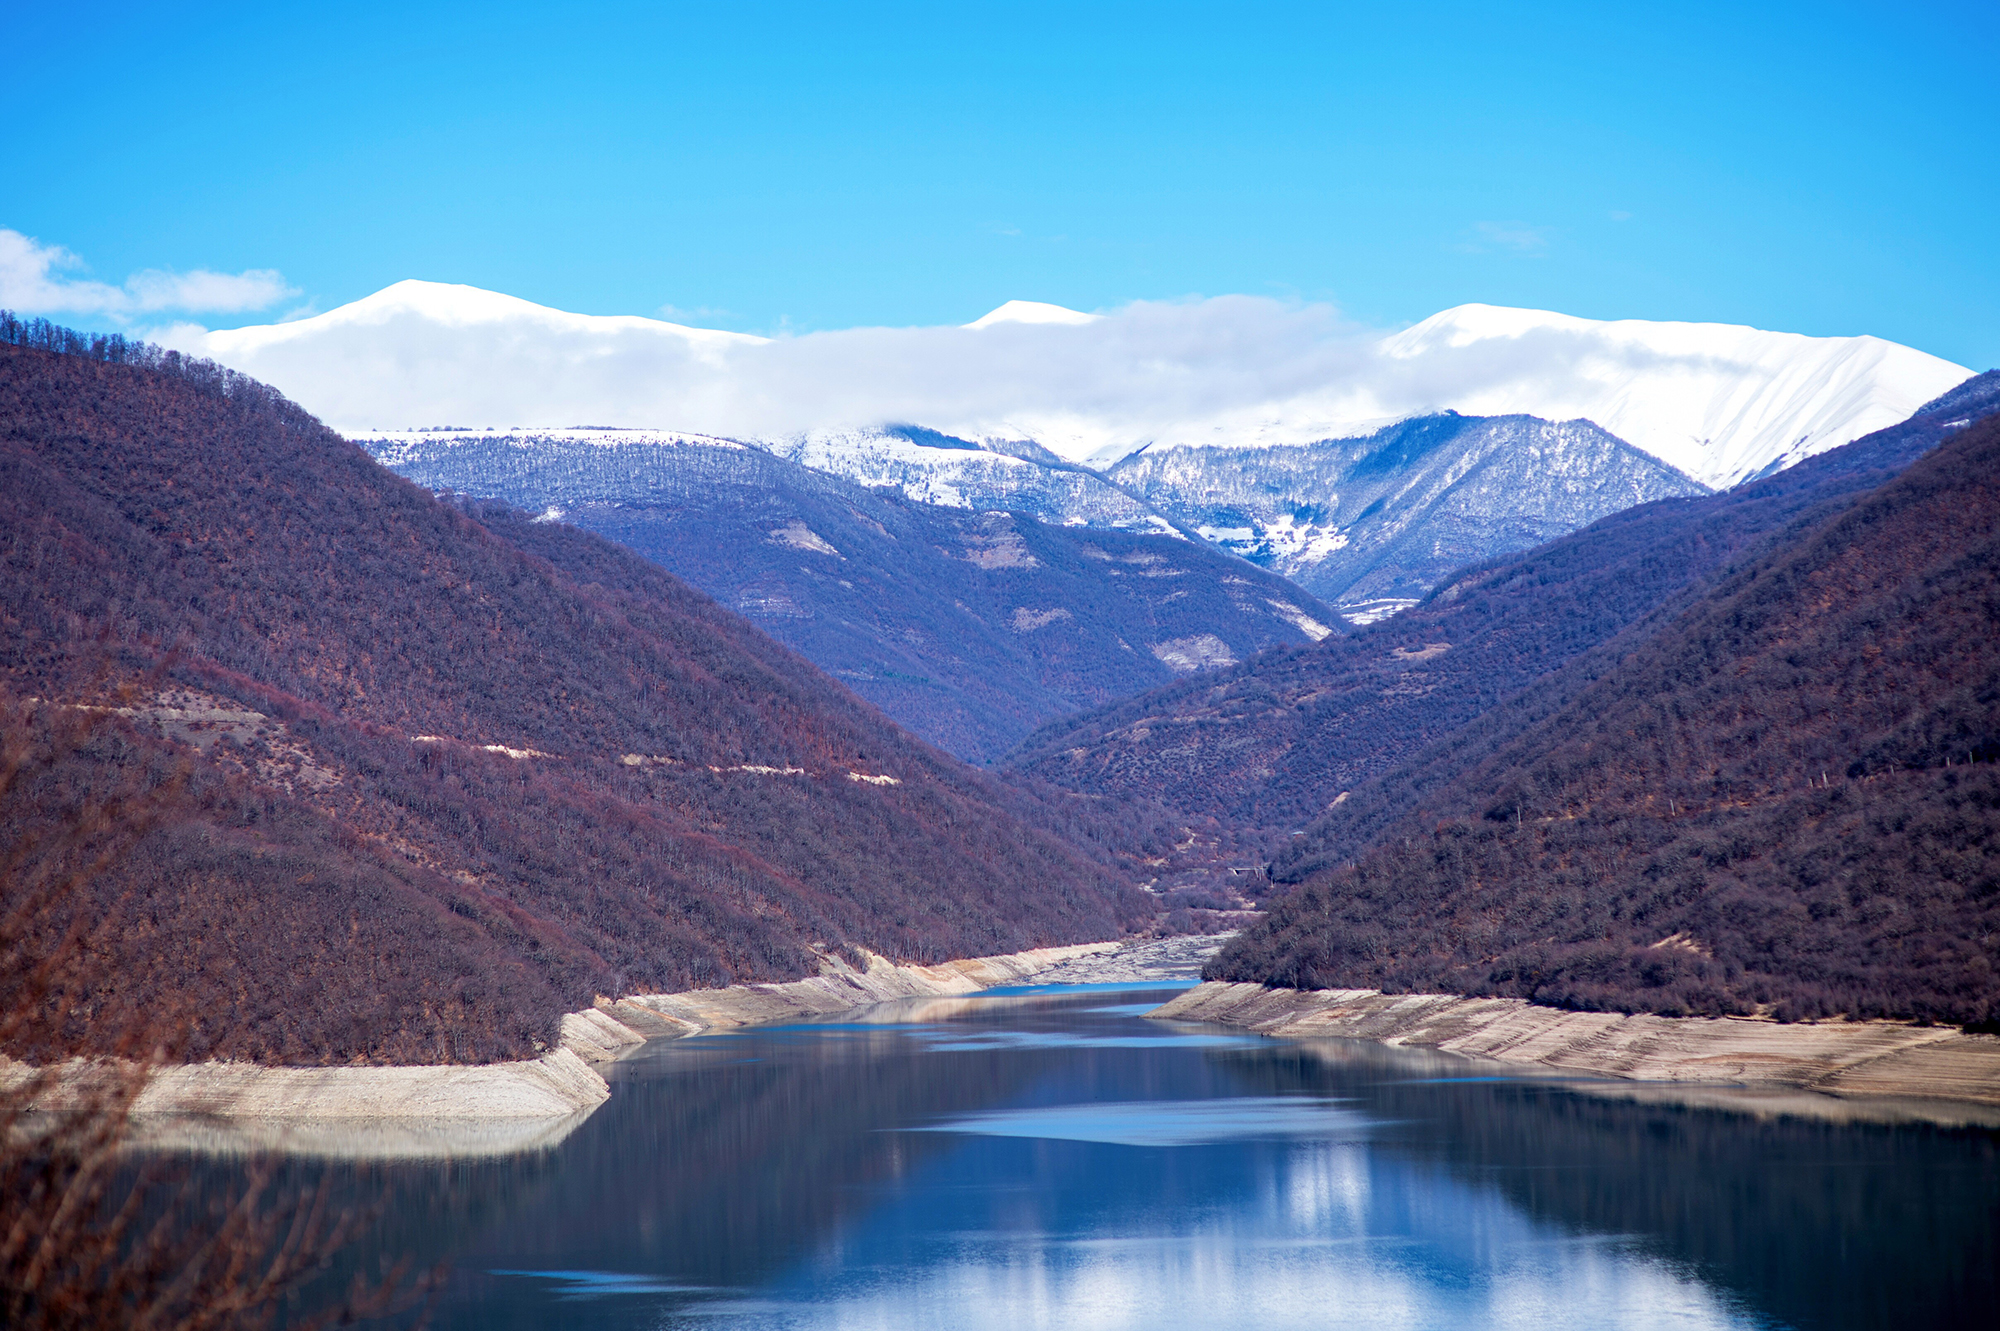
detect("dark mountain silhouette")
[1008,375,2000,861]
[368,431,1339,763]
[0,323,1149,1067]
[1210,411,2000,1027]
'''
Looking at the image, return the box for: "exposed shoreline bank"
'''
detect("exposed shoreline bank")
[2,942,1120,1147]
[553,942,1120,1062]
[1150,982,2000,1120]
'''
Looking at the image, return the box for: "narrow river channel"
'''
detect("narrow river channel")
[237,983,1996,1329]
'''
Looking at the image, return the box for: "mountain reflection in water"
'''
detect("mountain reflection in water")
[234,985,1993,1329]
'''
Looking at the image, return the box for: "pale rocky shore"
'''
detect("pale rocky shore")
[1006,932,1234,985]
[31,934,1995,1150]
[1151,982,2000,1120]
[2,941,1120,1152]
[555,942,1120,1062]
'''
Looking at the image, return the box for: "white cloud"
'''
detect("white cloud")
[0,229,295,319]
[202,286,1390,461]
[124,265,293,312]
[0,231,125,313]
[190,280,1973,485]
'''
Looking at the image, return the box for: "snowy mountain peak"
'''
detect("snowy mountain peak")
[1387,302,1599,346]
[184,283,1970,489]
[964,300,1097,330]
[205,279,767,359]
[1383,304,1970,486]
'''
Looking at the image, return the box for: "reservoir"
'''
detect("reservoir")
[261,984,1995,1329]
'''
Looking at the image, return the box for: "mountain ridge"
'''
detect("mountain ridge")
[1106,411,1709,609]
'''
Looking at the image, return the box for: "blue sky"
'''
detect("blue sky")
[3,0,1995,365]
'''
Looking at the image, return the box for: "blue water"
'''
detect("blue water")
[279,985,1997,1329]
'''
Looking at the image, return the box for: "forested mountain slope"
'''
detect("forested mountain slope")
[366,429,1336,763]
[0,330,1148,1068]
[1210,412,2000,1027]
[1007,373,2000,846]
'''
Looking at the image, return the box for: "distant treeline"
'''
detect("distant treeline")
[0,308,312,426]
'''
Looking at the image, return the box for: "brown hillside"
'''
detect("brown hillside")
[1211,414,2000,1027]
[0,336,1146,1067]
[1007,374,2000,864]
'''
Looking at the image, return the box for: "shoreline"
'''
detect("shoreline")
[554,941,1119,1062]
[1149,982,2000,1119]
[1,941,1121,1148]
[15,942,1996,1147]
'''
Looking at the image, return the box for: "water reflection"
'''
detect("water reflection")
[915,1095,1371,1146]
[214,987,1993,1330]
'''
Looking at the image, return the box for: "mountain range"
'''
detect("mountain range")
[174,279,1970,639]
[363,427,1336,762]
[359,406,1720,756]
[3,288,1992,1068]
[184,280,1969,486]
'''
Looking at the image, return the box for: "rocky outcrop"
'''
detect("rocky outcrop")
[1151,982,2000,1108]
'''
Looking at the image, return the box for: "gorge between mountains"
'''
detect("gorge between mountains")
[2,303,1997,1330]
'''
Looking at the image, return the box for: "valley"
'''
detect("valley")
[3,310,1996,1100]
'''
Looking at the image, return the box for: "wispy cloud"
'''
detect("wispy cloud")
[0,229,295,319]
[1457,221,1550,255]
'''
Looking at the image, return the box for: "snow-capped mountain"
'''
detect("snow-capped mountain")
[963,299,1098,330]
[1108,413,1710,612]
[185,280,1972,630]
[179,281,1972,490]
[209,278,765,354]
[1376,304,1969,487]
[192,280,763,435]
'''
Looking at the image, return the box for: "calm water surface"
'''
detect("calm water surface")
[270,985,1996,1329]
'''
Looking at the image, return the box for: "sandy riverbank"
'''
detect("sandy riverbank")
[1151,982,2000,1117]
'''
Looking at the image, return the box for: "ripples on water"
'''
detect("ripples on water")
[201,985,1994,1330]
